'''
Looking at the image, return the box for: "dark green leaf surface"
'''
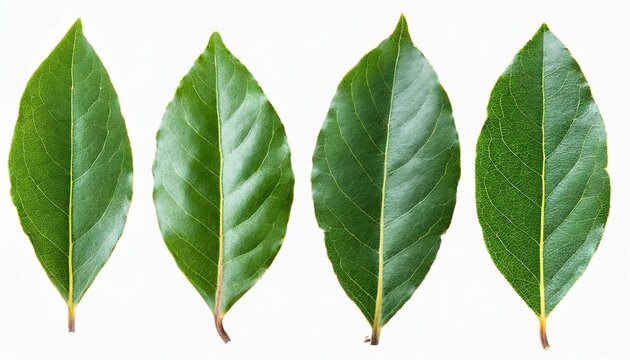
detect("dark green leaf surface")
[311,16,460,344]
[9,20,133,331]
[153,33,294,342]
[475,24,609,349]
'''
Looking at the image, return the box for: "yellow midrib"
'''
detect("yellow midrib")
[372,29,404,340]
[212,48,225,318]
[67,25,79,312]
[538,34,547,324]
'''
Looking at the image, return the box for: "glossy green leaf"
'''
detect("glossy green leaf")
[152,32,294,343]
[475,24,610,349]
[9,19,133,332]
[311,15,460,344]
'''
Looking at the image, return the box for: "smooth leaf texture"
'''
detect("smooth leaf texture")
[476,24,609,349]
[9,20,133,332]
[311,16,460,344]
[153,33,294,342]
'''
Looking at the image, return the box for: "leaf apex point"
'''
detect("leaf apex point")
[539,23,550,32]
[72,18,83,31]
[208,32,225,48]
[210,31,222,41]
[393,14,410,39]
[396,14,408,30]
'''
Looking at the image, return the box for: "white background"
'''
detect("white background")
[0,0,628,359]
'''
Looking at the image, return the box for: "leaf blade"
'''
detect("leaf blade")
[153,32,294,342]
[312,15,460,344]
[9,19,133,331]
[475,24,610,348]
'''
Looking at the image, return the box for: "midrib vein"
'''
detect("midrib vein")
[371,31,403,344]
[67,26,79,320]
[212,50,225,319]
[538,34,547,327]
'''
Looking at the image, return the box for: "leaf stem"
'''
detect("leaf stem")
[68,303,75,333]
[370,325,381,345]
[214,314,231,343]
[539,316,550,350]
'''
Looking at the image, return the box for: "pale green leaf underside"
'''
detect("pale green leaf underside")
[153,33,294,319]
[476,25,610,317]
[312,16,460,336]
[9,20,133,306]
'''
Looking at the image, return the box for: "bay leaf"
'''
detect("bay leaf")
[311,15,460,344]
[152,32,294,342]
[9,19,133,332]
[475,24,610,349]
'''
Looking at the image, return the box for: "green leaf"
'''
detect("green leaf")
[152,32,294,343]
[311,15,460,344]
[9,19,133,332]
[475,24,610,349]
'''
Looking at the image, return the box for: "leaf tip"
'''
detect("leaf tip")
[398,13,408,27]
[209,31,224,46]
[530,23,553,44]
[66,18,84,41]
[394,13,410,37]
[71,18,83,32]
[538,22,550,34]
